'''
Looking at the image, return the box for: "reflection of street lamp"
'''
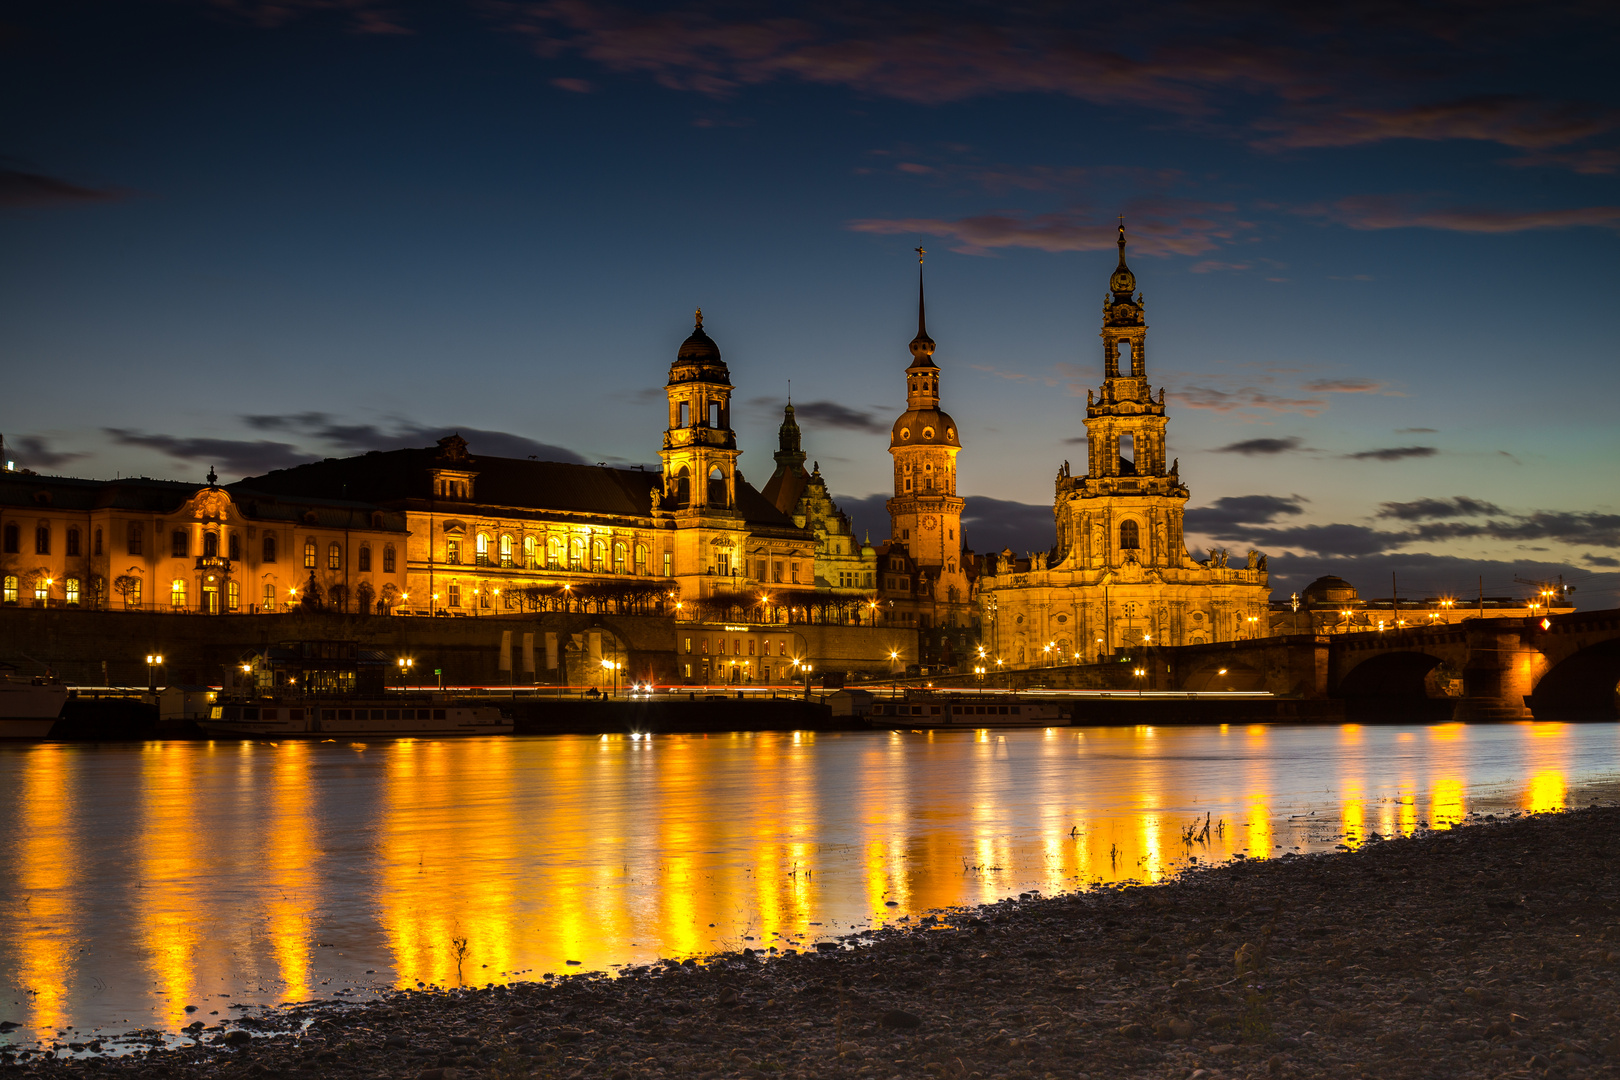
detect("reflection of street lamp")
[146,653,164,692]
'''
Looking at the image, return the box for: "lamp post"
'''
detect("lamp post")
[802,662,813,700]
[397,657,414,689]
[1133,666,1146,696]
[601,659,621,697]
[146,653,164,693]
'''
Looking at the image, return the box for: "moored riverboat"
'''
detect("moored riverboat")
[0,676,69,739]
[200,698,512,738]
[867,691,1071,729]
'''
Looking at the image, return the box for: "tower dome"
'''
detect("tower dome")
[1301,575,1359,606]
[669,308,730,383]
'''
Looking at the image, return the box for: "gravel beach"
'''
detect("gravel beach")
[7,805,1620,1080]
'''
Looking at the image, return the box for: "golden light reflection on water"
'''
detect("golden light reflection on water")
[0,721,1608,1038]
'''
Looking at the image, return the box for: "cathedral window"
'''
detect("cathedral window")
[923,427,934,440]
[709,402,721,427]
[679,402,689,427]
[1120,520,1140,549]
[707,466,727,507]
[900,428,911,441]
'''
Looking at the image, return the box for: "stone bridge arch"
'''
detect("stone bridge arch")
[1181,658,1265,692]
[1334,649,1459,720]
[1525,637,1620,720]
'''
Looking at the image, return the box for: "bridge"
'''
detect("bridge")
[967,608,1620,720]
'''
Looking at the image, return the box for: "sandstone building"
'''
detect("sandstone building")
[977,227,1271,663]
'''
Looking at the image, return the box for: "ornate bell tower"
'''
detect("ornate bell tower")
[1054,224,1190,570]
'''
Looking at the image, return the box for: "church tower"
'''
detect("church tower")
[1055,224,1189,569]
[886,250,968,586]
[659,310,750,596]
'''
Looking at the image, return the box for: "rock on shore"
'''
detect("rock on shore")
[6,806,1620,1080]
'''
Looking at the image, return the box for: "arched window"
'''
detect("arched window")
[327,542,342,570]
[5,574,21,603]
[263,583,276,611]
[476,533,490,566]
[304,538,317,568]
[613,540,627,573]
[592,538,606,571]
[383,544,396,573]
[94,528,103,556]
[170,579,187,609]
[228,534,240,560]
[65,578,81,605]
[674,466,691,506]
[1119,520,1140,550]
[203,532,219,557]
[356,581,374,614]
[546,535,562,569]
[171,530,187,558]
[708,466,727,507]
[523,535,535,568]
[634,543,647,576]
[66,528,80,556]
[499,534,513,568]
[36,525,51,555]
[263,534,277,562]
[358,546,371,572]
[226,580,239,610]
[569,536,584,570]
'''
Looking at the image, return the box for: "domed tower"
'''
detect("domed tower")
[886,250,967,582]
[660,309,740,514]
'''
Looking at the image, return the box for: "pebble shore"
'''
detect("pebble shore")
[6,805,1619,1080]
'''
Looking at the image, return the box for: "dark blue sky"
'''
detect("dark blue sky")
[3,0,1618,601]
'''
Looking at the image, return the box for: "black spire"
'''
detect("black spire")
[909,245,937,365]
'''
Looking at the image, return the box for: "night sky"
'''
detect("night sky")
[3,1,1617,603]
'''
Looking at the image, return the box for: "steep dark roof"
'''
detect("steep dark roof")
[0,472,403,529]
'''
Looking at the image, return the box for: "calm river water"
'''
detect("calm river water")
[3,721,1619,1042]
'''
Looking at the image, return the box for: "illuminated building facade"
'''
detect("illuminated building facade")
[760,403,878,596]
[977,227,1271,664]
[0,468,407,614]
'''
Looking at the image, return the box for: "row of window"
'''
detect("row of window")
[683,635,793,658]
[446,535,668,577]
[3,523,404,570]
[2,575,87,604]
[3,523,96,557]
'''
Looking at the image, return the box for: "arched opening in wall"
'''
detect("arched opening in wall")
[356,582,374,615]
[1118,432,1136,475]
[678,401,689,427]
[1119,519,1140,550]
[1526,639,1620,720]
[203,532,219,557]
[1335,651,1454,720]
[708,466,727,507]
[1119,340,1133,369]
[709,402,721,428]
[674,466,691,507]
[1182,660,1264,692]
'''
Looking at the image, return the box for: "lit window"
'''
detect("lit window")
[663,551,672,578]
[592,539,606,571]
[304,538,317,568]
[569,537,584,570]
[170,579,187,609]
[635,543,647,575]
[65,578,80,605]
[614,541,626,573]
[476,533,490,566]
[547,536,562,568]
[328,542,341,570]
[500,534,513,567]
[264,584,276,611]
[448,583,461,608]
[446,538,461,564]
[227,581,239,610]
[33,577,48,602]
[2,575,16,604]
[122,578,142,608]
[523,535,535,568]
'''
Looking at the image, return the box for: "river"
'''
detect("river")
[2,721,1617,1043]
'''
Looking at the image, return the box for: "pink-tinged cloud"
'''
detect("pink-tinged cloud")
[847,201,1249,257]
[1301,195,1620,233]
[1171,386,1330,417]
[0,169,128,209]
[1506,147,1620,175]
[1256,95,1620,151]
[203,0,410,34]
[1303,378,1386,393]
[551,76,595,93]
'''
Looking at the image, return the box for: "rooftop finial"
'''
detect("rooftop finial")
[909,246,936,363]
[694,306,703,330]
[1109,217,1138,299]
[207,466,218,488]
[1117,216,1127,265]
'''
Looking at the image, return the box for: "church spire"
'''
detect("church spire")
[909,245,936,366]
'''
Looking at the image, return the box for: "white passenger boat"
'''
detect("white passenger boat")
[0,678,69,739]
[867,692,1071,729]
[200,699,512,738]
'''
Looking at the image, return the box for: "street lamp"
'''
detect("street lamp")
[1133,666,1146,696]
[397,657,414,688]
[600,659,622,697]
[1096,637,1105,664]
[145,653,164,692]
[1245,614,1259,639]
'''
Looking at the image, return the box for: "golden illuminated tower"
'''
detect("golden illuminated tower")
[886,250,967,580]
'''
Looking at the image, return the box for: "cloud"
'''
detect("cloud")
[6,435,87,471]
[1172,386,1329,416]
[551,76,595,92]
[1229,522,1412,557]
[1397,427,1438,434]
[848,200,1250,257]
[1506,147,1620,175]
[243,412,588,463]
[1346,445,1437,461]
[789,401,887,434]
[1256,95,1620,151]
[1214,436,1307,455]
[1184,494,1308,533]
[1260,551,1620,610]
[200,0,410,34]
[105,430,313,477]
[961,496,1055,556]
[1300,195,1620,234]
[1302,377,1390,394]
[1586,554,1620,568]
[0,168,128,209]
[1376,496,1504,521]
[1411,512,1620,549]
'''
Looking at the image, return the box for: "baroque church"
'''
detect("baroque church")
[976,227,1271,664]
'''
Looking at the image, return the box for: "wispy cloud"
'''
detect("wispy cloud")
[1172,386,1330,416]
[1300,195,1620,233]
[242,413,587,464]
[1256,95,1620,151]
[0,168,128,209]
[1505,146,1620,175]
[1377,496,1503,521]
[1214,436,1309,455]
[1345,445,1438,461]
[6,435,87,471]
[201,0,410,34]
[848,199,1250,257]
[787,401,887,434]
[1302,377,1393,394]
[105,429,311,477]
